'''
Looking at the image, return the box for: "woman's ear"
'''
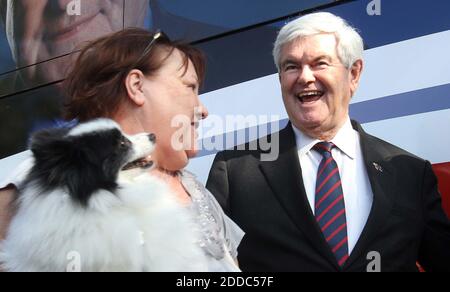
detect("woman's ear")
[125,69,146,106]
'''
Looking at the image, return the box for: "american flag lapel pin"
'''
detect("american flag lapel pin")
[373,162,383,173]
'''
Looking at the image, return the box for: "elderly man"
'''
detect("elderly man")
[207,12,450,272]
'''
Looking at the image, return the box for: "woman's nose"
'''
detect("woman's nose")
[198,104,209,120]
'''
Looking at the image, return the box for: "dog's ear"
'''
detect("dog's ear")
[30,128,73,162]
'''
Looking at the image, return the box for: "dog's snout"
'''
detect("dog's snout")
[148,133,156,143]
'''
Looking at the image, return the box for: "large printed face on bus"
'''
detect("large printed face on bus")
[1,0,149,84]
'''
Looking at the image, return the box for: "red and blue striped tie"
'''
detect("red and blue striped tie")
[313,142,349,267]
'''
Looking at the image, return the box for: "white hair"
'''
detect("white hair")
[273,12,364,71]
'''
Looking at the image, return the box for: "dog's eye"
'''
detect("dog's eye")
[119,139,128,148]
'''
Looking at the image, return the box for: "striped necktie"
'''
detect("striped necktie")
[313,142,349,267]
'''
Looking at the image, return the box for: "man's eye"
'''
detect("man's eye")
[316,61,329,67]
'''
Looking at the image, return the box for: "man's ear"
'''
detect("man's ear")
[125,69,146,107]
[349,59,363,97]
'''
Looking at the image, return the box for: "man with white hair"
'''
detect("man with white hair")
[207,12,450,272]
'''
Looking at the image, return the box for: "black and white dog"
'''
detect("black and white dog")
[0,119,207,272]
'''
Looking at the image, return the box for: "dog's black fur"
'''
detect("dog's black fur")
[25,126,136,207]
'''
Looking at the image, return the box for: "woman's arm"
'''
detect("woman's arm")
[0,186,17,241]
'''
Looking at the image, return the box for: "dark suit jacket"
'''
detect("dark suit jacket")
[206,120,450,272]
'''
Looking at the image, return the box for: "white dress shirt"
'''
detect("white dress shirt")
[292,118,374,253]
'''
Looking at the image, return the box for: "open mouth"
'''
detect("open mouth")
[297,90,324,103]
[122,155,154,171]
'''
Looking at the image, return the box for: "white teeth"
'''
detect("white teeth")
[298,91,323,98]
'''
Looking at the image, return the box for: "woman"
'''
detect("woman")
[0,28,244,272]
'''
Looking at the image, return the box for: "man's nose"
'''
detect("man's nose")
[297,65,316,85]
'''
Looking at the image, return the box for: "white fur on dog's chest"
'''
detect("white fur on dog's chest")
[0,174,208,272]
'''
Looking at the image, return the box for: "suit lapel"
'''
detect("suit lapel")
[259,124,339,269]
[344,121,396,269]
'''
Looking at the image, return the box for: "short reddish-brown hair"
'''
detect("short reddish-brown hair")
[63,28,205,122]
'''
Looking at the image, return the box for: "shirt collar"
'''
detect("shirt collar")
[292,117,357,160]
